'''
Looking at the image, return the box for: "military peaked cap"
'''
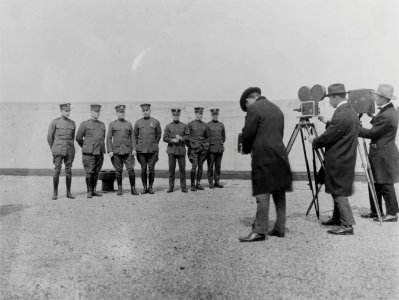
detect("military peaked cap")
[140,103,151,110]
[194,107,204,113]
[90,104,102,111]
[115,104,126,112]
[59,103,71,111]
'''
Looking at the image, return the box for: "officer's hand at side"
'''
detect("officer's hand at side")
[132,150,137,156]
[171,138,179,143]
[108,152,114,158]
[307,135,315,144]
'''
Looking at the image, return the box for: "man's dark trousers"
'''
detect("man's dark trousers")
[168,154,186,189]
[368,183,399,216]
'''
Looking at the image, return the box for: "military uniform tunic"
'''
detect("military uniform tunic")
[76,119,106,174]
[107,119,136,175]
[163,121,189,188]
[47,117,76,175]
[187,119,209,185]
[206,120,226,184]
[134,117,162,183]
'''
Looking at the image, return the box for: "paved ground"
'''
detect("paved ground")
[1,175,398,299]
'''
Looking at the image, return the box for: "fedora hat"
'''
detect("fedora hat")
[240,87,261,112]
[325,83,347,97]
[373,84,396,100]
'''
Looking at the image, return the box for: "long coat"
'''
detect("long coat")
[312,103,359,196]
[242,97,292,195]
[359,103,399,184]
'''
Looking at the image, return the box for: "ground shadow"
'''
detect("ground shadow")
[0,204,31,218]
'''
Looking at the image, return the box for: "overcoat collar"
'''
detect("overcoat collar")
[377,102,394,115]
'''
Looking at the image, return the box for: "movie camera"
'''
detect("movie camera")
[293,84,376,117]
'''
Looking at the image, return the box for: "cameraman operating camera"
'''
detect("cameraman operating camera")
[308,83,359,235]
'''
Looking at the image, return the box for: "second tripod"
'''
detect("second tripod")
[286,118,325,219]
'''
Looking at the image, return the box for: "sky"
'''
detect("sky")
[0,0,398,103]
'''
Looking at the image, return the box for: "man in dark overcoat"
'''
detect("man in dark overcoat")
[134,103,162,194]
[309,83,359,235]
[359,84,399,222]
[107,105,139,196]
[47,103,76,200]
[238,87,292,242]
[207,108,226,189]
[76,104,106,198]
[163,108,189,193]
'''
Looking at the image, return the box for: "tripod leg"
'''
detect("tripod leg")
[299,128,317,215]
[286,124,301,154]
[357,141,382,225]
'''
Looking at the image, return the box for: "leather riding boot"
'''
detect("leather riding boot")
[214,180,224,188]
[190,169,196,191]
[86,174,93,198]
[196,171,204,190]
[92,174,102,197]
[52,176,59,200]
[66,174,75,199]
[148,171,155,194]
[116,174,123,196]
[129,174,139,195]
[141,171,148,194]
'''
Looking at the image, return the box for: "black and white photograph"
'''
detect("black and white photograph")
[0,0,398,299]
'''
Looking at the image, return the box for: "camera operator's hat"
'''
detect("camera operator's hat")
[325,83,347,97]
[210,108,219,115]
[140,103,151,110]
[171,108,181,116]
[115,104,126,112]
[373,84,396,100]
[59,103,71,111]
[240,87,261,112]
[194,107,204,113]
[90,104,101,111]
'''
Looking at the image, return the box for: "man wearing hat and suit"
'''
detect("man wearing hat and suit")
[207,108,226,188]
[107,105,139,196]
[163,108,189,193]
[187,107,210,191]
[76,104,106,198]
[239,87,292,242]
[134,103,162,194]
[308,83,359,235]
[359,84,399,222]
[47,103,76,200]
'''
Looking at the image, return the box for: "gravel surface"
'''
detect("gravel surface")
[1,175,398,299]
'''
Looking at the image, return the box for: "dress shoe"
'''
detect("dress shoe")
[269,230,285,238]
[327,226,354,235]
[92,191,102,197]
[181,187,188,193]
[209,183,214,189]
[375,214,398,222]
[148,186,154,194]
[321,218,340,226]
[191,186,196,192]
[167,187,174,193]
[239,232,266,242]
[361,212,378,218]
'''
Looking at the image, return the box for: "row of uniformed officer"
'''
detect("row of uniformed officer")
[48,103,225,199]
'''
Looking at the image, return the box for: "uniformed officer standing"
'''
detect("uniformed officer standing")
[47,103,76,200]
[134,103,162,194]
[106,105,139,196]
[187,107,210,191]
[76,104,106,198]
[163,108,189,193]
[207,108,226,189]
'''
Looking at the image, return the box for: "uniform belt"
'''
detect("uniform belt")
[55,138,73,141]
